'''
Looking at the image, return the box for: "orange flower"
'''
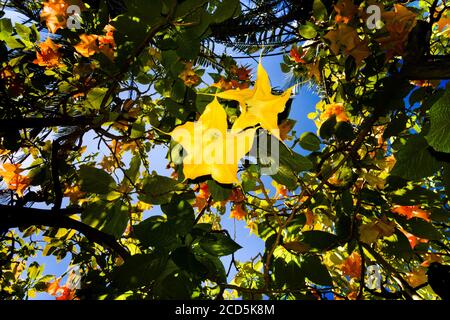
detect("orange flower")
[410,80,440,88]
[436,14,450,33]
[228,188,245,203]
[421,253,443,267]
[97,25,116,61]
[321,103,350,122]
[275,184,288,198]
[74,26,115,60]
[231,65,252,81]
[334,0,358,24]
[324,24,370,65]
[33,37,64,68]
[193,183,210,210]
[377,4,417,60]
[290,47,306,64]
[304,209,315,228]
[47,278,76,300]
[0,66,23,96]
[213,77,249,90]
[391,205,430,222]
[179,62,200,87]
[406,268,427,287]
[40,0,85,33]
[0,163,31,197]
[74,34,100,57]
[341,252,362,279]
[40,0,69,33]
[279,119,296,141]
[230,203,247,220]
[401,229,428,249]
[64,185,86,203]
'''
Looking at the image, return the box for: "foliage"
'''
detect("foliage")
[0,0,449,300]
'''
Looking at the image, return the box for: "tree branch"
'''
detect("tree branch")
[0,205,130,260]
[402,57,450,80]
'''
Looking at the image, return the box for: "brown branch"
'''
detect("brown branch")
[0,116,94,130]
[402,57,450,80]
[0,205,130,260]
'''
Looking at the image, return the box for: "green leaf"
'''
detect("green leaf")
[112,253,169,290]
[336,215,352,241]
[82,201,128,238]
[0,18,12,41]
[385,229,414,260]
[392,135,441,180]
[274,259,305,289]
[139,174,183,205]
[302,256,333,286]
[134,216,180,248]
[161,197,195,236]
[403,218,442,240]
[195,252,227,284]
[175,32,200,60]
[206,180,231,201]
[299,132,321,151]
[125,154,141,183]
[200,233,242,256]
[271,142,313,190]
[313,0,327,20]
[79,165,116,194]
[319,115,336,139]
[14,23,31,41]
[389,185,440,206]
[301,231,338,251]
[426,90,450,153]
[84,87,111,110]
[155,270,194,299]
[171,247,208,277]
[334,121,355,141]
[130,119,145,139]
[299,23,317,39]
[210,0,240,24]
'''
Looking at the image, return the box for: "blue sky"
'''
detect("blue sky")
[3,8,321,299]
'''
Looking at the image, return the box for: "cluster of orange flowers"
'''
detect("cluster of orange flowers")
[289,47,307,64]
[40,0,83,33]
[47,278,77,300]
[179,62,201,87]
[73,25,116,61]
[325,1,419,66]
[320,103,350,123]
[0,163,31,197]
[0,66,23,97]
[35,1,116,69]
[193,183,248,220]
[376,4,418,60]
[213,65,252,91]
[229,188,247,220]
[33,37,64,68]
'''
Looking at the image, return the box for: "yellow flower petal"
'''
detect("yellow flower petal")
[170,98,256,184]
[217,61,293,140]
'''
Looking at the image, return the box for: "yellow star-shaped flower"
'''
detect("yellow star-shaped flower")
[171,98,256,184]
[216,61,294,140]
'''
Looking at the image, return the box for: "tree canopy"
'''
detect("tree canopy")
[0,0,449,300]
